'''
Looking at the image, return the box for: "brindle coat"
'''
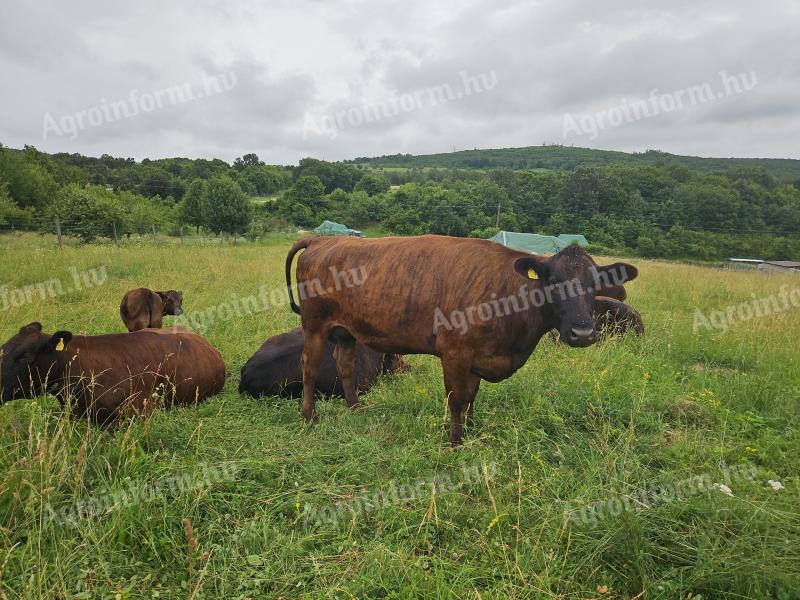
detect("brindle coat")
[286,235,638,444]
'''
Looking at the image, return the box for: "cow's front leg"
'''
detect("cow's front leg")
[442,355,478,445]
[332,338,359,409]
[300,330,327,422]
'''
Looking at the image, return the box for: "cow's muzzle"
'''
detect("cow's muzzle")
[564,326,597,347]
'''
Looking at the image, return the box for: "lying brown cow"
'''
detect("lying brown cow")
[239,327,408,398]
[593,296,644,336]
[286,235,638,444]
[120,288,183,331]
[0,322,225,425]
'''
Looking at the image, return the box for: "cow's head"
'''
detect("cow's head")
[157,290,184,317]
[514,247,638,347]
[381,353,410,375]
[0,322,72,403]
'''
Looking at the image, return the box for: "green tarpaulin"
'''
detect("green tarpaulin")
[313,220,350,235]
[557,233,589,247]
[488,231,569,254]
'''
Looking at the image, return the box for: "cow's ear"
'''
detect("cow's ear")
[513,256,551,281]
[21,322,43,334]
[46,331,73,353]
[594,262,638,288]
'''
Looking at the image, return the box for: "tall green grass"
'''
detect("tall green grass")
[0,233,798,598]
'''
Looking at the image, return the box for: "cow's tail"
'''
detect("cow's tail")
[286,238,312,315]
[146,289,158,327]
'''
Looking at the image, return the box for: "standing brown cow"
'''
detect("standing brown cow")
[0,322,225,425]
[286,235,638,444]
[120,288,183,331]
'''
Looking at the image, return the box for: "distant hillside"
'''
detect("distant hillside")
[348,146,800,182]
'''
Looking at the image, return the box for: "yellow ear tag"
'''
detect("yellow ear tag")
[55,338,65,351]
[527,268,539,280]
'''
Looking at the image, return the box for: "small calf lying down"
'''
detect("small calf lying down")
[239,327,408,398]
[0,323,225,425]
[120,288,184,331]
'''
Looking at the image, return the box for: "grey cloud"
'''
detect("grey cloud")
[0,0,797,162]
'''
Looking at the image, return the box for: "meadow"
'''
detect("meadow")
[0,232,798,599]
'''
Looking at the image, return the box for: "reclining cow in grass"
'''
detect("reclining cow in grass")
[239,327,408,399]
[286,235,638,444]
[0,323,225,425]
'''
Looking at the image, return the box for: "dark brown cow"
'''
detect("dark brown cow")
[120,288,183,332]
[593,296,644,336]
[239,327,408,398]
[0,323,225,425]
[286,235,638,444]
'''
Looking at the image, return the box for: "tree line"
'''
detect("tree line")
[348,146,800,183]
[2,143,799,260]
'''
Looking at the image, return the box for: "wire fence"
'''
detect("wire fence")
[2,219,799,275]
[0,218,299,248]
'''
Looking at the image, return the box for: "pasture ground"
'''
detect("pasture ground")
[0,233,798,599]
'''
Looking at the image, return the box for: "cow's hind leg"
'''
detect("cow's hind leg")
[301,330,327,422]
[441,354,479,445]
[332,329,359,409]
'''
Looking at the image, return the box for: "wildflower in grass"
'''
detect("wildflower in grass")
[486,515,500,532]
[745,446,757,454]
[715,483,734,497]
[690,389,721,409]
[768,480,784,491]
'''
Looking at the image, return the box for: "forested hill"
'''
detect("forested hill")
[348,146,800,182]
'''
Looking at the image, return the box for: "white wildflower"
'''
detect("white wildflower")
[714,483,734,497]
[767,480,784,491]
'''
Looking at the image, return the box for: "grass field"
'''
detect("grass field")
[0,232,798,599]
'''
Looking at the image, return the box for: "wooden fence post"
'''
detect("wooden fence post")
[180,226,184,246]
[55,217,63,250]
[152,223,157,243]
[113,222,119,246]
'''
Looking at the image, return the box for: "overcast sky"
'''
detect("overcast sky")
[1,0,797,164]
